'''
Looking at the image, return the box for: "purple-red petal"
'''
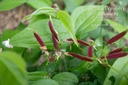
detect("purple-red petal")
[68,52,92,62]
[52,35,58,50]
[67,38,90,46]
[34,32,45,47]
[107,52,127,59]
[109,48,123,54]
[48,20,59,42]
[107,30,127,45]
[88,46,93,57]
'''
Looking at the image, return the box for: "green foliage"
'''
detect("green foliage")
[0,51,27,85]
[32,79,59,85]
[57,10,78,46]
[71,6,104,38]
[53,72,78,85]
[106,19,128,39]
[1,0,128,85]
[26,0,52,9]
[0,0,27,11]
[104,56,128,85]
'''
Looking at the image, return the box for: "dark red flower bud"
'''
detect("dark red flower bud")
[67,38,90,46]
[52,35,58,50]
[107,30,127,45]
[107,52,127,59]
[34,32,45,47]
[88,46,93,57]
[109,48,123,54]
[34,32,47,50]
[49,57,55,62]
[68,52,92,62]
[48,20,60,42]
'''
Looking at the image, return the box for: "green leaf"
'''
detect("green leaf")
[0,51,27,85]
[119,73,128,85]
[101,0,111,5]
[23,48,41,65]
[23,7,56,21]
[26,0,52,9]
[0,0,27,11]
[32,79,59,85]
[104,56,128,85]
[69,61,92,73]
[53,72,78,85]
[116,7,128,26]
[106,19,128,40]
[10,15,71,49]
[71,6,104,37]
[64,0,85,12]
[28,71,48,81]
[57,10,78,46]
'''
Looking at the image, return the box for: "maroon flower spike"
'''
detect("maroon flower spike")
[52,35,58,50]
[106,30,127,45]
[33,32,47,51]
[109,48,123,54]
[107,52,127,59]
[48,20,60,42]
[68,52,92,62]
[67,38,90,46]
[88,46,93,57]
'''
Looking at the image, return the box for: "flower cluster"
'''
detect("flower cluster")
[34,17,128,64]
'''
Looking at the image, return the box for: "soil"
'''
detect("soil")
[0,4,34,35]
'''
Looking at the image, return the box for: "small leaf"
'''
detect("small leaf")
[88,46,93,57]
[109,48,123,54]
[57,10,78,46]
[107,52,127,59]
[53,72,78,85]
[32,79,59,85]
[107,30,128,45]
[68,52,92,62]
[28,71,48,81]
[23,7,56,21]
